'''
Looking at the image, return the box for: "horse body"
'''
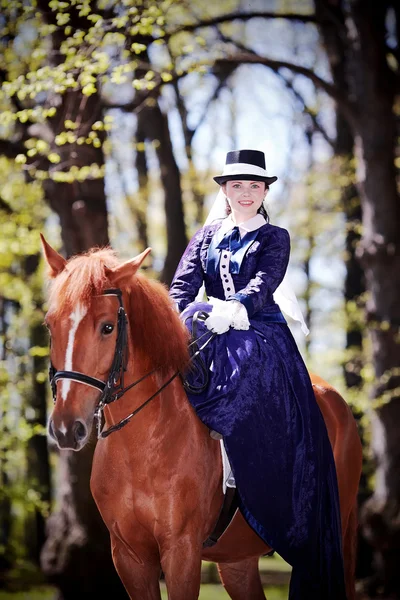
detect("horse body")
[41,238,362,600]
[90,376,223,599]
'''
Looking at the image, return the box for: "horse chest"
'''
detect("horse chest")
[91,457,156,520]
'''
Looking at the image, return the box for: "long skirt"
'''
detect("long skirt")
[181,301,347,600]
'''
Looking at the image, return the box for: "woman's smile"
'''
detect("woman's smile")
[222,180,267,223]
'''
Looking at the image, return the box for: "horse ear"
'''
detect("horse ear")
[106,247,152,287]
[40,233,67,278]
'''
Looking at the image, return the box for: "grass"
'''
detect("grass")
[0,583,290,600]
[259,555,292,572]
[0,557,291,599]
[160,584,289,599]
[0,589,56,600]
[0,585,290,600]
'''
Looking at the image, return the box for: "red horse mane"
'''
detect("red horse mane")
[47,247,190,374]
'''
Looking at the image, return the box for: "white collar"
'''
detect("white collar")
[219,214,267,237]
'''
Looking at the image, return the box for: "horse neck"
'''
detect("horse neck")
[101,282,212,456]
[99,351,223,540]
[103,353,200,446]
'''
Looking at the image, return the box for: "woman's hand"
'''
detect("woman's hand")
[205,298,250,334]
[204,312,232,334]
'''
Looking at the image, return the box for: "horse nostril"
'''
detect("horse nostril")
[73,420,87,444]
[48,419,56,440]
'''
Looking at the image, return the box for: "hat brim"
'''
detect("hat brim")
[213,174,278,186]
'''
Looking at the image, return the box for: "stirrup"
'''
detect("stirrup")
[209,429,223,440]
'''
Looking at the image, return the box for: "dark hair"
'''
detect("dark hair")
[258,203,270,222]
[224,185,270,222]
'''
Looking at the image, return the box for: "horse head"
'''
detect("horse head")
[41,235,151,450]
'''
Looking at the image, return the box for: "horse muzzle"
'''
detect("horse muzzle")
[48,416,90,451]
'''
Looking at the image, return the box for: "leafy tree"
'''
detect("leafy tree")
[1,0,399,596]
[0,156,50,583]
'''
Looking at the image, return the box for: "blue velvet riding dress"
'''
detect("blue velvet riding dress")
[169,215,347,600]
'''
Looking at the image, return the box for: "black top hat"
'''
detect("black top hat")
[213,149,278,186]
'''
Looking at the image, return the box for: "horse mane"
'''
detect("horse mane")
[47,247,190,374]
[126,272,190,374]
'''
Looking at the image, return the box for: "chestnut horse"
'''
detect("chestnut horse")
[41,236,362,600]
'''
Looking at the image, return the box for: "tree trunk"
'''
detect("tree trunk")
[25,253,52,567]
[25,323,51,565]
[314,0,366,386]
[135,99,187,284]
[134,50,187,285]
[302,129,315,357]
[314,0,372,580]
[43,91,109,257]
[0,299,12,584]
[172,79,205,226]
[132,123,150,251]
[342,1,400,595]
[39,92,126,600]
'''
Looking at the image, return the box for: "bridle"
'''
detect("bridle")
[48,288,215,439]
[49,288,139,438]
[49,289,127,403]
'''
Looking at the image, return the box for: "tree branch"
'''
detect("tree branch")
[168,44,235,151]
[278,73,335,146]
[216,31,334,145]
[102,71,185,112]
[166,11,317,39]
[193,73,233,136]
[213,53,358,128]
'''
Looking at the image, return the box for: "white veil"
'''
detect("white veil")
[198,189,310,336]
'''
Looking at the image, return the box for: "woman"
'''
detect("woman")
[169,149,347,599]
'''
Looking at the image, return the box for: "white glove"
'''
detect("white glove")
[231,301,251,330]
[205,298,250,334]
[204,312,231,334]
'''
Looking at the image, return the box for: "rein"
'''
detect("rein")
[49,289,215,439]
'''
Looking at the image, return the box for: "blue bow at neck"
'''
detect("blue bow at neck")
[216,226,242,253]
[206,225,261,276]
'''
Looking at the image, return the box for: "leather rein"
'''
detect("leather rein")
[48,289,215,439]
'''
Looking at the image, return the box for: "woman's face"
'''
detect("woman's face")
[222,180,267,222]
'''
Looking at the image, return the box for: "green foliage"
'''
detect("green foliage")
[0,1,167,185]
[0,157,49,569]
[0,0,243,189]
[284,154,371,399]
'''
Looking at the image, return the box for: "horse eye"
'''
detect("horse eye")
[101,323,114,335]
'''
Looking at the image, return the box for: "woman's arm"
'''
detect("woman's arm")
[169,228,205,312]
[232,227,290,318]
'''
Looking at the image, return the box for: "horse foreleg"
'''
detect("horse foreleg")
[160,539,202,600]
[111,534,162,600]
[217,557,266,600]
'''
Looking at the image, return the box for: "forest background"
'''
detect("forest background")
[0,0,399,598]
